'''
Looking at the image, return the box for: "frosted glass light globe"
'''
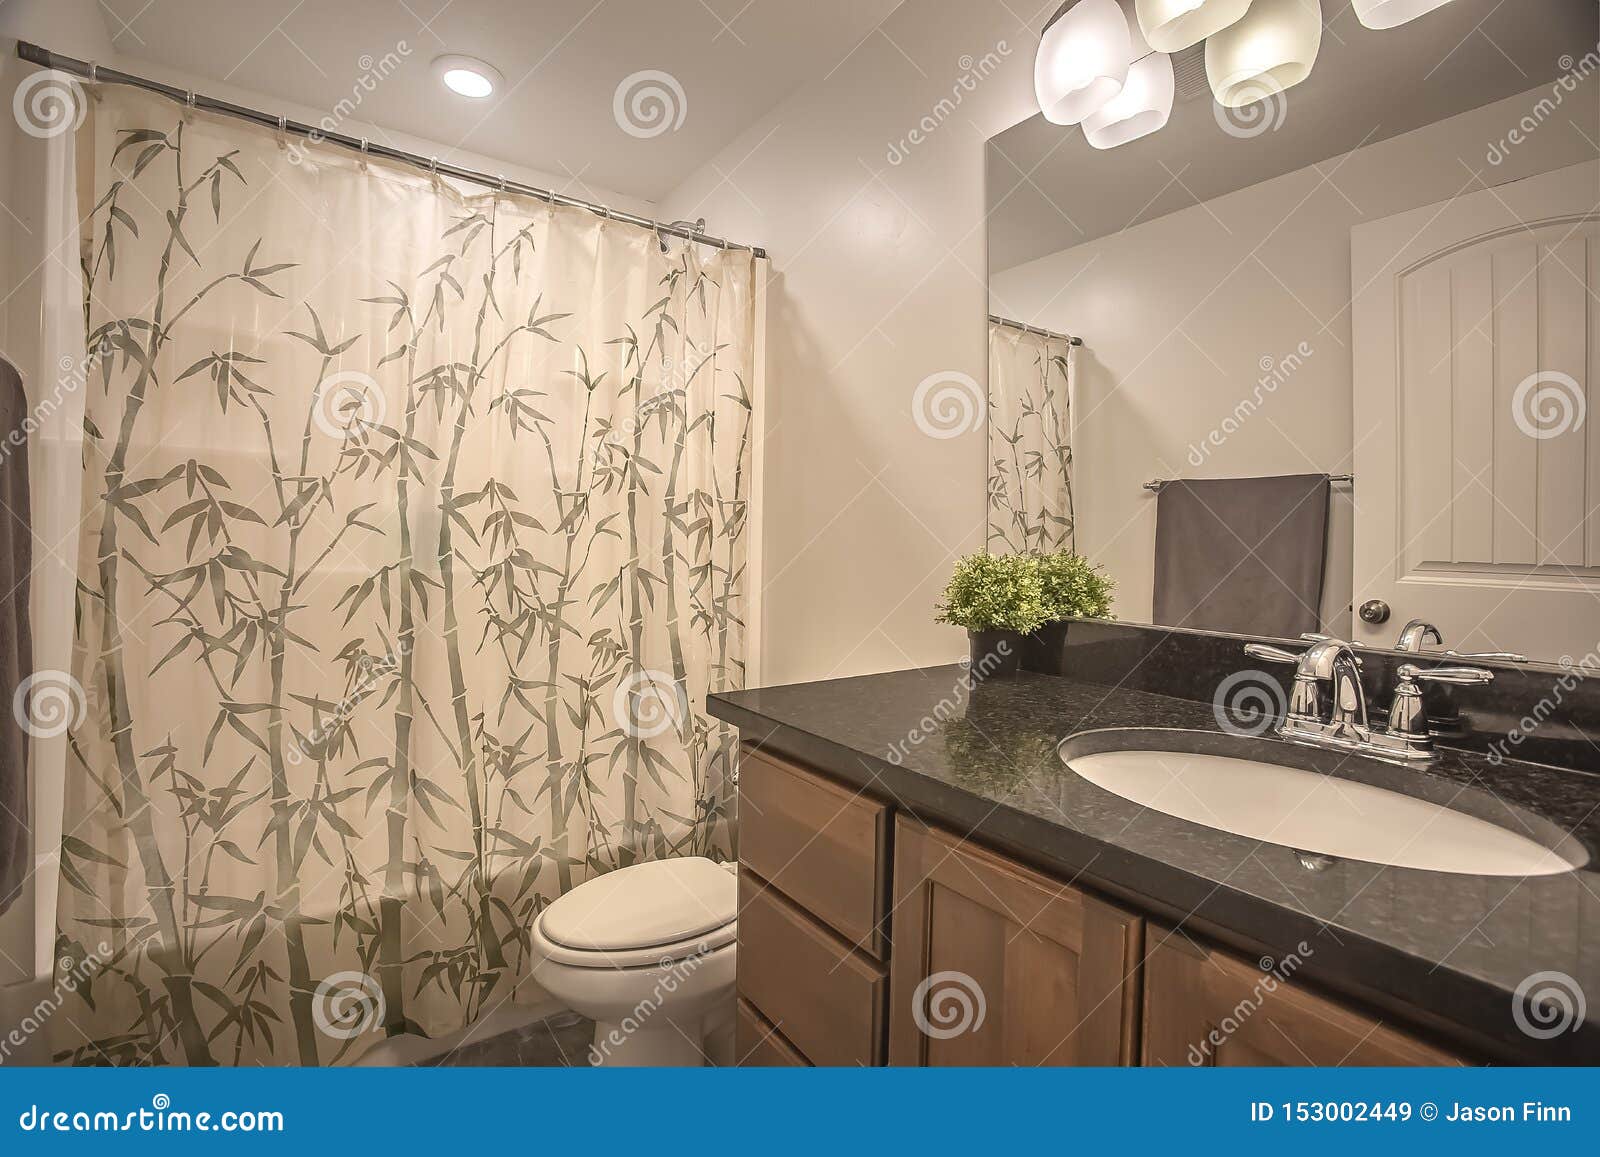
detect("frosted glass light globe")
[1135,0,1254,52]
[1034,0,1133,126]
[1083,51,1175,148]
[1352,0,1453,29]
[1205,0,1323,108]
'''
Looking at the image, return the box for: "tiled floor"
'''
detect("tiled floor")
[425,1010,596,1067]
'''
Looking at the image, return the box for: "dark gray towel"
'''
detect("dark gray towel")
[0,356,30,916]
[1152,474,1331,639]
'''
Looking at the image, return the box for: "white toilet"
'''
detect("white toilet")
[531,856,737,1066]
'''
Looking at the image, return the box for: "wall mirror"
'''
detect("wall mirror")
[986,0,1600,664]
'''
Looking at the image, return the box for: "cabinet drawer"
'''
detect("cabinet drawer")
[735,998,810,1067]
[1143,931,1468,1066]
[737,871,886,1067]
[737,745,889,957]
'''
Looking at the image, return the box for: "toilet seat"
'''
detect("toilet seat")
[533,857,737,970]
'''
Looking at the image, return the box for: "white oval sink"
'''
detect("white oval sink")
[1066,748,1579,877]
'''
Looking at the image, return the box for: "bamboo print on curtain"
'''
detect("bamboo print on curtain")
[986,323,1075,554]
[56,88,755,1065]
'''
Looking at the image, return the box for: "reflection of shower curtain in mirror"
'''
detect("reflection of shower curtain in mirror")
[986,323,1075,554]
[55,88,756,1065]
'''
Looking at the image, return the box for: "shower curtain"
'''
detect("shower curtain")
[986,322,1075,554]
[54,88,755,1065]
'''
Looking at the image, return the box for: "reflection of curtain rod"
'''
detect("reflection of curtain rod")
[1143,474,1354,492]
[989,314,1082,346]
[14,40,768,260]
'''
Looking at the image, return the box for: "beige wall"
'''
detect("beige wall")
[990,84,1599,631]
[661,3,1046,686]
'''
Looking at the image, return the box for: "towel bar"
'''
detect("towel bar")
[1142,473,1354,493]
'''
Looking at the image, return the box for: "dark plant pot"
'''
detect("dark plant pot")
[968,629,1024,680]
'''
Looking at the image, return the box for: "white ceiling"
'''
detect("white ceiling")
[989,0,1600,274]
[95,0,906,204]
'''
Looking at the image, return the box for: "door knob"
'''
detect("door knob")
[1358,599,1390,625]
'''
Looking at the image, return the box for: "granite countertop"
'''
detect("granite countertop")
[708,665,1600,1064]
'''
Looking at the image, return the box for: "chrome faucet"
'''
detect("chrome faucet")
[1242,634,1494,762]
[1394,619,1442,652]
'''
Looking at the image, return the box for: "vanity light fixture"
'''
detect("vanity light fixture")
[1034,0,1133,125]
[1204,0,1323,108]
[1083,49,1174,148]
[433,54,503,100]
[1350,0,1454,29]
[1135,0,1253,52]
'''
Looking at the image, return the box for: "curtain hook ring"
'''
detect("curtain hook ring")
[429,155,439,175]
[601,204,613,220]
[498,173,507,192]
[88,62,98,84]
[185,90,196,109]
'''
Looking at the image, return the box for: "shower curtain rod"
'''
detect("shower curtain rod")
[14,40,768,260]
[989,314,1082,346]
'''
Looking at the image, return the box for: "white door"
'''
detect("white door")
[1351,160,1600,662]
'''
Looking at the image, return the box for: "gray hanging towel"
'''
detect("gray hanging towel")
[1152,473,1331,639]
[0,355,29,916]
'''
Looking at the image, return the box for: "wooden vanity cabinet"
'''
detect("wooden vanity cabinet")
[889,817,1143,1066]
[1141,930,1467,1066]
[734,745,890,1066]
[733,741,1470,1068]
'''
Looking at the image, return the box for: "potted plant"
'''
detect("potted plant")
[935,552,1047,678]
[936,549,1115,679]
[1036,549,1115,620]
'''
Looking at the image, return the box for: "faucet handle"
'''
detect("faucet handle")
[1445,649,1528,663]
[1244,642,1300,664]
[1398,662,1495,686]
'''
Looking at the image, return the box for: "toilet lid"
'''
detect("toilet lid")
[539,857,736,952]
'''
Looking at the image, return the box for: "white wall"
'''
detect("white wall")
[990,84,1599,630]
[660,2,1046,686]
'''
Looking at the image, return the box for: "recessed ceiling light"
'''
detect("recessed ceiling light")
[433,55,502,100]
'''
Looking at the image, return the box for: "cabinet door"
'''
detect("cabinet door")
[1143,931,1467,1066]
[888,817,1142,1066]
